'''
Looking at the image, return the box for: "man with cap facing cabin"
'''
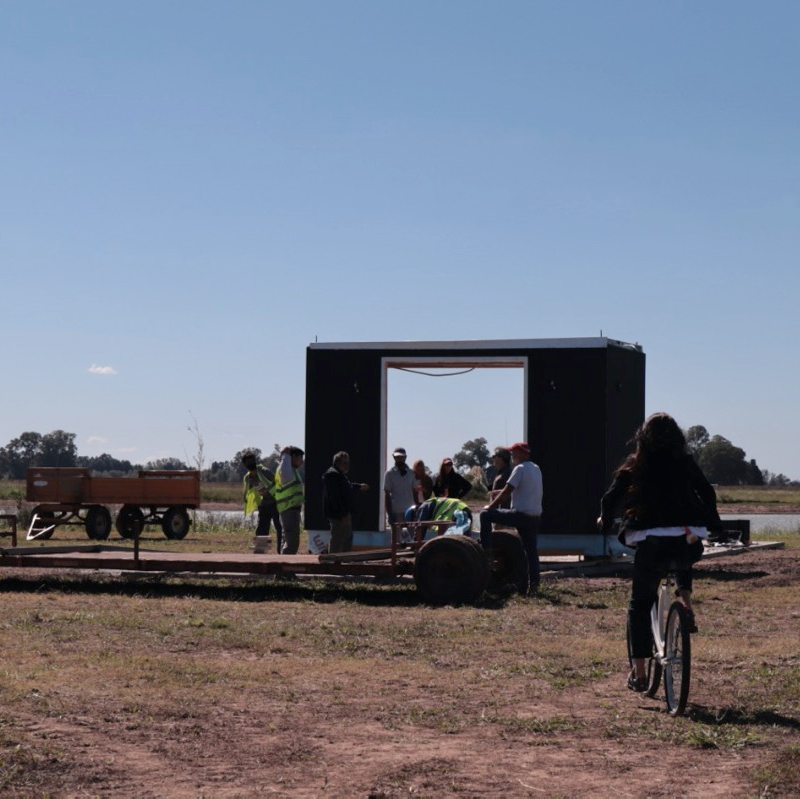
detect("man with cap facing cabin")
[383,447,415,529]
[479,442,543,593]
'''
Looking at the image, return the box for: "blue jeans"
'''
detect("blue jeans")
[480,509,541,587]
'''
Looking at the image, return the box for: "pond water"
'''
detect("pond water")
[721,513,800,533]
[201,510,799,534]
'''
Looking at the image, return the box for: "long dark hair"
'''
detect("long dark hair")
[617,412,689,518]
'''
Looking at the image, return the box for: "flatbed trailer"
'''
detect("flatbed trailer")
[0,515,774,602]
[0,516,532,604]
[26,467,201,541]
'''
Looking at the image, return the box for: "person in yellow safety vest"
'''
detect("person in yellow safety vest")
[404,497,473,538]
[241,451,283,550]
[275,445,305,554]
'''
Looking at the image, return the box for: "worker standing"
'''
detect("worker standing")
[322,451,370,553]
[275,445,305,554]
[241,451,282,550]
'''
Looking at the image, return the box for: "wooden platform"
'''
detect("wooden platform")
[0,540,782,584]
[0,545,413,579]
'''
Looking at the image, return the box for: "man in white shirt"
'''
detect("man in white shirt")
[383,447,415,528]
[479,442,543,592]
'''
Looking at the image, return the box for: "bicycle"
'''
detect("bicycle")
[627,564,692,717]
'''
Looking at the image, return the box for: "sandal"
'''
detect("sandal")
[627,671,648,693]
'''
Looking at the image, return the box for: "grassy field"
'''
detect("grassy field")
[0,473,798,795]
[0,534,797,796]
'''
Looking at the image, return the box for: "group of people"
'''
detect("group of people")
[386,443,544,591]
[243,411,721,695]
[242,446,370,555]
[241,446,305,555]
[383,448,474,525]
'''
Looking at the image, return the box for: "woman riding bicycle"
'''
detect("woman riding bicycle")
[598,412,723,693]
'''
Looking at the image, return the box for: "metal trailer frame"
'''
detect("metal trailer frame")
[0,516,532,605]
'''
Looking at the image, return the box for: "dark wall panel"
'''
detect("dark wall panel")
[527,349,608,534]
[305,350,382,531]
[605,347,646,479]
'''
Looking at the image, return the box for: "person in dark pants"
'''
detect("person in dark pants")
[598,412,722,692]
[479,442,543,592]
[322,451,370,553]
[241,451,283,549]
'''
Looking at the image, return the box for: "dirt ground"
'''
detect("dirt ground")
[0,540,798,797]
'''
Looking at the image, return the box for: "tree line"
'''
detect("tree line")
[0,430,281,483]
[1,427,796,487]
[455,429,797,488]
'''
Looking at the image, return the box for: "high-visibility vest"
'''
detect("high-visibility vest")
[243,465,275,516]
[431,497,469,522]
[275,467,304,513]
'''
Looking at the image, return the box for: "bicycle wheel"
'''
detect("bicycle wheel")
[664,602,691,716]
[626,616,661,696]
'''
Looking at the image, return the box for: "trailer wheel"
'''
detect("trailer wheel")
[162,507,190,540]
[116,505,144,539]
[85,505,112,540]
[487,529,530,595]
[414,535,489,605]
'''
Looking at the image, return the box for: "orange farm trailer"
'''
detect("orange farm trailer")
[25,468,200,541]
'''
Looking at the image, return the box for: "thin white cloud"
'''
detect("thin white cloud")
[88,364,117,375]
[87,436,108,445]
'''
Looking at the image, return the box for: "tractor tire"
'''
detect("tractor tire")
[414,535,489,606]
[487,529,530,595]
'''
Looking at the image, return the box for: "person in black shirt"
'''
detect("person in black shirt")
[322,451,369,553]
[598,412,722,692]
[432,457,472,499]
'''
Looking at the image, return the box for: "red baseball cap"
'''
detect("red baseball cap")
[508,442,530,455]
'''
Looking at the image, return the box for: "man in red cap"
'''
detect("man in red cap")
[479,442,543,593]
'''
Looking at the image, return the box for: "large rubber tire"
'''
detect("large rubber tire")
[162,507,190,540]
[84,505,112,540]
[487,529,529,595]
[30,507,56,540]
[116,505,145,539]
[664,602,691,716]
[463,535,491,587]
[414,535,489,605]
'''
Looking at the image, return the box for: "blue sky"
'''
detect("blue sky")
[2,1,798,480]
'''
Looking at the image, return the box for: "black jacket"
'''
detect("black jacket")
[600,453,722,538]
[322,466,365,520]
[432,469,472,500]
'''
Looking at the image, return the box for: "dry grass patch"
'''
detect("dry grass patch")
[0,545,797,796]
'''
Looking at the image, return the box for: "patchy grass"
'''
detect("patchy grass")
[752,743,800,797]
[716,485,800,508]
[0,531,797,795]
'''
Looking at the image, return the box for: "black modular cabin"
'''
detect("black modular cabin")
[304,337,644,556]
